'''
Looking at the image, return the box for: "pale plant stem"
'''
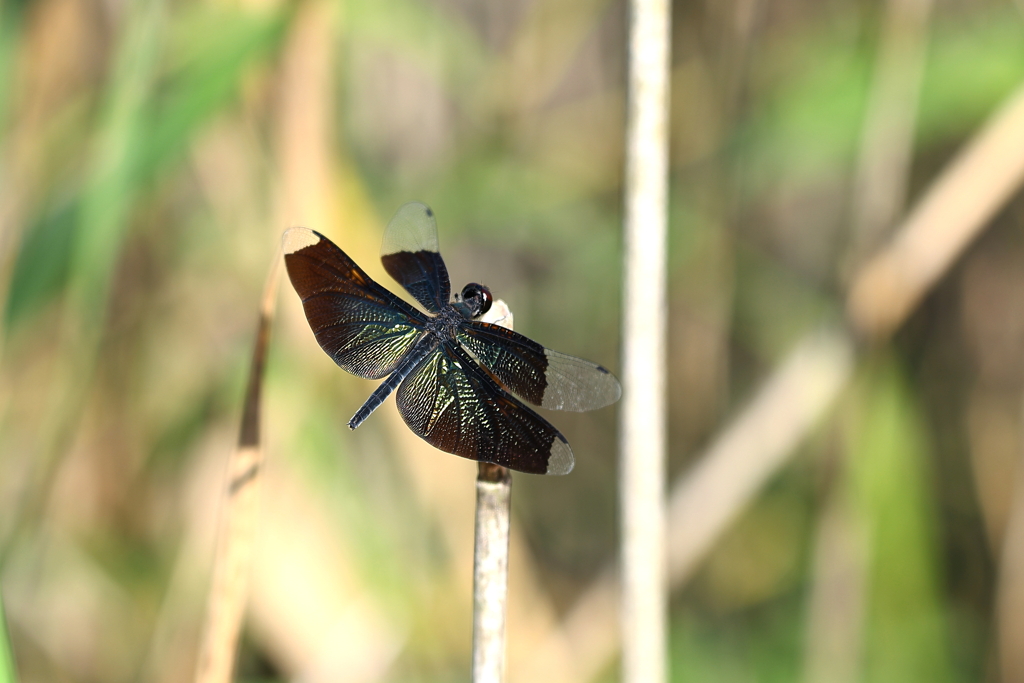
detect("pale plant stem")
[621,0,671,682]
[472,300,515,683]
[473,464,513,683]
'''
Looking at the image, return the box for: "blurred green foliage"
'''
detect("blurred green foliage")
[0,591,13,683]
[848,359,952,683]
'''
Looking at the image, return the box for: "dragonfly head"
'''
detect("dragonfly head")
[454,283,493,319]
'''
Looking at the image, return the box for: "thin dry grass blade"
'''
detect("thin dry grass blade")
[802,479,870,683]
[848,80,1024,339]
[194,256,281,683]
[846,0,934,265]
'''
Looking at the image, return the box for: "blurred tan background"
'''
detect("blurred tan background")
[1,0,1024,681]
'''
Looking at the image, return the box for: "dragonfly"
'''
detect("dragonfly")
[282,202,621,475]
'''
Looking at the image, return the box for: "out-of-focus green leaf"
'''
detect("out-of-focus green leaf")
[734,243,838,360]
[847,358,952,683]
[3,198,77,330]
[668,603,803,683]
[71,1,288,324]
[0,0,20,136]
[747,6,1024,188]
[4,4,289,330]
[345,0,486,97]
[66,0,164,338]
[749,41,870,183]
[917,12,1024,144]
[0,589,15,683]
[0,0,167,578]
[137,5,290,182]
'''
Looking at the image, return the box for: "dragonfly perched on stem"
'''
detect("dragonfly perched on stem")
[282,202,621,475]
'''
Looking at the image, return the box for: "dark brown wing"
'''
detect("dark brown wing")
[380,202,451,313]
[283,228,427,379]
[395,341,573,475]
[456,321,621,411]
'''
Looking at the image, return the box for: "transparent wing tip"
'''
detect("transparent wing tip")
[545,436,575,475]
[282,227,321,255]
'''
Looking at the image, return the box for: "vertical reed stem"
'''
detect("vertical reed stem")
[472,303,515,683]
[473,463,512,683]
[621,0,671,682]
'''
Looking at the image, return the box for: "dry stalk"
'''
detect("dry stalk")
[472,300,515,683]
[194,257,280,683]
[848,81,1024,339]
[473,463,513,683]
[620,0,671,682]
[847,0,934,264]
